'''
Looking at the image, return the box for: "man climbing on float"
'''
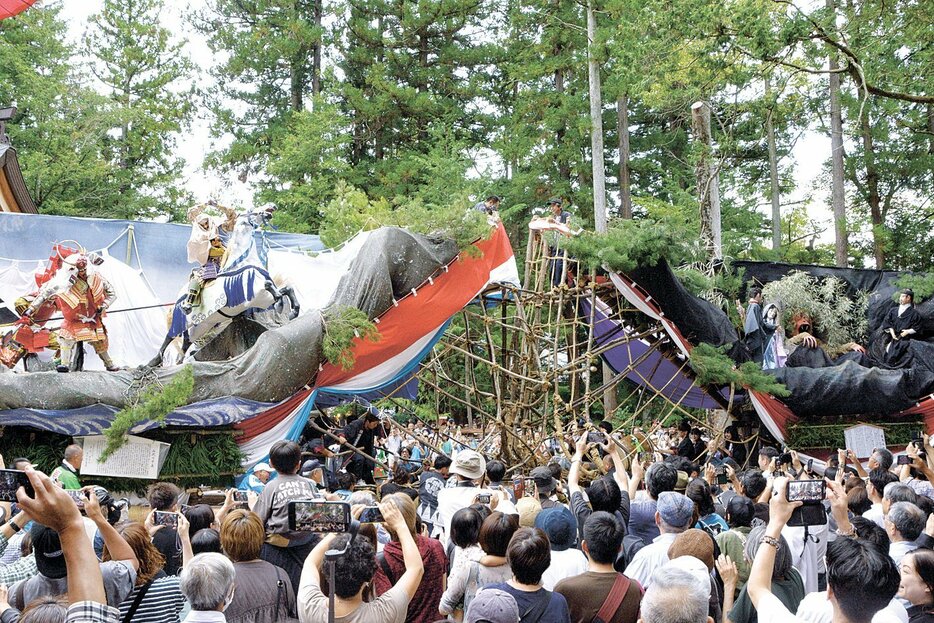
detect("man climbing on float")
[18,253,119,372]
[182,202,237,313]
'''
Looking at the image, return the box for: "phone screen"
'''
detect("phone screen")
[359,506,384,523]
[587,432,605,444]
[786,479,825,503]
[0,469,34,503]
[288,500,351,533]
[523,478,536,498]
[513,476,524,499]
[476,493,492,505]
[154,511,179,528]
[68,489,87,509]
[898,455,912,465]
[716,472,728,485]
[232,490,248,503]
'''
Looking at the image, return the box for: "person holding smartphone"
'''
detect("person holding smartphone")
[298,501,424,623]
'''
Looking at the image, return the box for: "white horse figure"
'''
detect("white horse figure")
[149,205,299,366]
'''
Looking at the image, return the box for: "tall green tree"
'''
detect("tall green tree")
[86,0,195,220]
[198,0,323,177]
[0,5,119,216]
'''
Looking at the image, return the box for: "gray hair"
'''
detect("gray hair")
[883,483,917,505]
[64,444,83,460]
[179,553,236,611]
[888,502,926,541]
[744,525,792,581]
[642,566,709,623]
[348,490,377,506]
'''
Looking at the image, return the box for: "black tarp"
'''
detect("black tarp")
[626,260,934,418]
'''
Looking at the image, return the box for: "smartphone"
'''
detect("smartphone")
[358,506,384,523]
[898,455,912,466]
[716,471,728,485]
[476,493,492,505]
[806,458,813,474]
[786,479,825,503]
[587,431,605,444]
[232,490,248,504]
[638,452,652,464]
[288,500,351,533]
[912,431,923,442]
[68,489,87,509]
[523,478,536,498]
[513,476,524,499]
[154,511,179,528]
[0,469,34,503]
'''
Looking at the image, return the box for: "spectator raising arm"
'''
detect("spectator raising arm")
[746,477,801,610]
[379,500,425,600]
[567,434,588,497]
[82,488,139,572]
[177,510,194,568]
[16,468,115,621]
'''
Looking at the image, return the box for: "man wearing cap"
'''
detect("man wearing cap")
[543,197,572,287]
[338,411,384,485]
[465,587,521,623]
[241,462,275,494]
[437,449,493,542]
[537,507,588,590]
[623,491,695,590]
[19,253,118,372]
[881,288,923,366]
[530,466,562,510]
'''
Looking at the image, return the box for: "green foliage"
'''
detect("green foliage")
[0,428,244,493]
[895,274,934,301]
[85,0,195,220]
[563,218,691,274]
[101,366,195,461]
[318,181,492,252]
[322,306,381,371]
[761,272,869,346]
[690,343,790,397]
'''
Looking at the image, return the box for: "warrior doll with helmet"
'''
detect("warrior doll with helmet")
[182,202,237,313]
[18,252,118,372]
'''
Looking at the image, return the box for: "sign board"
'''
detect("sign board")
[844,424,886,460]
[78,435,171,480]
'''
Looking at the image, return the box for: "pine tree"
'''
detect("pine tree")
[86,0,195,220]
[0,5,119,216]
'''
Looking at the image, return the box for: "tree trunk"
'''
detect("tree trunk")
[928,103,934,154]
[617,92,632,219]
[860,106,885,268]
[827,0,848,267]
[765,76,781,252]
[587,1,606,233]
[312,0,322,96]
[555,67,571,181]
[290,64,303,112]
[691,101,722,261]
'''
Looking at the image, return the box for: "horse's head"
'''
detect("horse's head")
[246,204,276,229]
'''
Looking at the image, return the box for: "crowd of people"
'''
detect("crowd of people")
[4,420,934,623]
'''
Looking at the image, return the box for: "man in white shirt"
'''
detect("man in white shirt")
[536,506,588,590]
[864,469,899,528]
[624,491,694,590]
[885,502,924,564]
[746,477,900,623]
[436,450,492,543]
